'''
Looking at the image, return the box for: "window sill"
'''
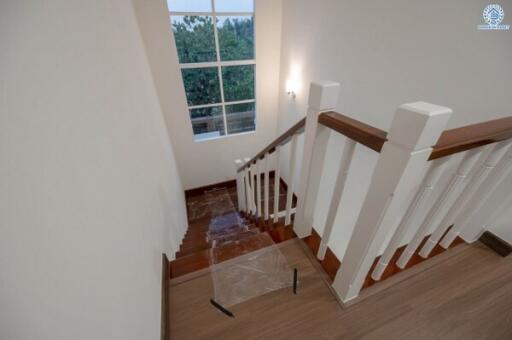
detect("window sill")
[193,130,257,143]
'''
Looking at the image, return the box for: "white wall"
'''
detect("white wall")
[0,1,187,339]
[277,0,512,260]
[134,0,283,190]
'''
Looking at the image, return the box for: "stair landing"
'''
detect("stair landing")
[169,241,512,339]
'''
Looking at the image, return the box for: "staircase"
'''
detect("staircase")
[170,178,296,279]
[171,80,512,307]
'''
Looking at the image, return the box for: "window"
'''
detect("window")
[167,0,256,141]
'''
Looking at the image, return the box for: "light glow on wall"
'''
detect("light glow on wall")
[286,63,302,98]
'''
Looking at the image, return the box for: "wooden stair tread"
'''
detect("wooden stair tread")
[171,232,270,278]
[176,245,211,258]
[177,229,262,258]
[171,228,297,278]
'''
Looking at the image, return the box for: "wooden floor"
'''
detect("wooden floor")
[170,240,512,339]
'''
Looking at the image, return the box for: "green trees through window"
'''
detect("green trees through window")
[222,65,255,102]
[171,15,255,62]
[172,16,216,63]
[168,1,256,141]
[181,67,221,106]
[217,17,254,61]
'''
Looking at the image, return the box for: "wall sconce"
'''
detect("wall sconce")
[286,79,298,98]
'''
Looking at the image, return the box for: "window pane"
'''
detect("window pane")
[222,65,255,102]
[171,16,216,63]
[226,102,255,134]
[215,0,253,12]
[217,16,254,61]
[181,67,221,106]
[167,0,212,12]
[190,106,225,140]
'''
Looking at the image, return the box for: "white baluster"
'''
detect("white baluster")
[396,149,481,268]
[371,157,449,280]
[235,159,246,212]
[250,160,257,216]
[416,149,482,258]
[264,152,270,221]
[244,157,254,214]
[304,125,331,240]
[332,102,452,303]
[317,138,356,260]
[273,146,281,223]
[453,144,512,241]
[294,81,340,238]
[256,158,262,219]
[285,135,298,226]
[439,140,512,249]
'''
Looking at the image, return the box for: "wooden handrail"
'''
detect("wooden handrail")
[318,111,388,152]
[237,117,306,172]
[430,116,512,160]
[239,111,512,171]
[320,112,512,159]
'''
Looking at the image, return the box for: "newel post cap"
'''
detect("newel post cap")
[308,81,340,111]
[388,102,452,151]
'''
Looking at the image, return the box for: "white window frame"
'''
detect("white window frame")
[169,0,256,141]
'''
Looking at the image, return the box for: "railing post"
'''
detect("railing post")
[263,152,270,221]
[331,102,452,303]
[453,144,512,242]
[285,135,298,226]
[243,159,253,214]
[371,156,449,279]
[273,146,282,223]
[235,159,246,212]
[396,148,481,267]
[247,158,256,215]
[294,81,340,238]
[439,140,512,249]
[305,125,331,243]
[256,158,262,219]
[318,138,356,260]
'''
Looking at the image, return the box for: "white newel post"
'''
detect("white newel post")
[235,159,246,212]
[331,102,452,303]
[294,81,340,238]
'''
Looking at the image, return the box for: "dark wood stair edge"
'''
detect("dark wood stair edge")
[176,246,210,258]
[161,253,170,340]
[302,229,340,281]
[169,237,301,286]
[479,231,512,257]
[170,225,296,279]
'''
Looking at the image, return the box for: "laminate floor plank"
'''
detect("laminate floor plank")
[170,241,512,339]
